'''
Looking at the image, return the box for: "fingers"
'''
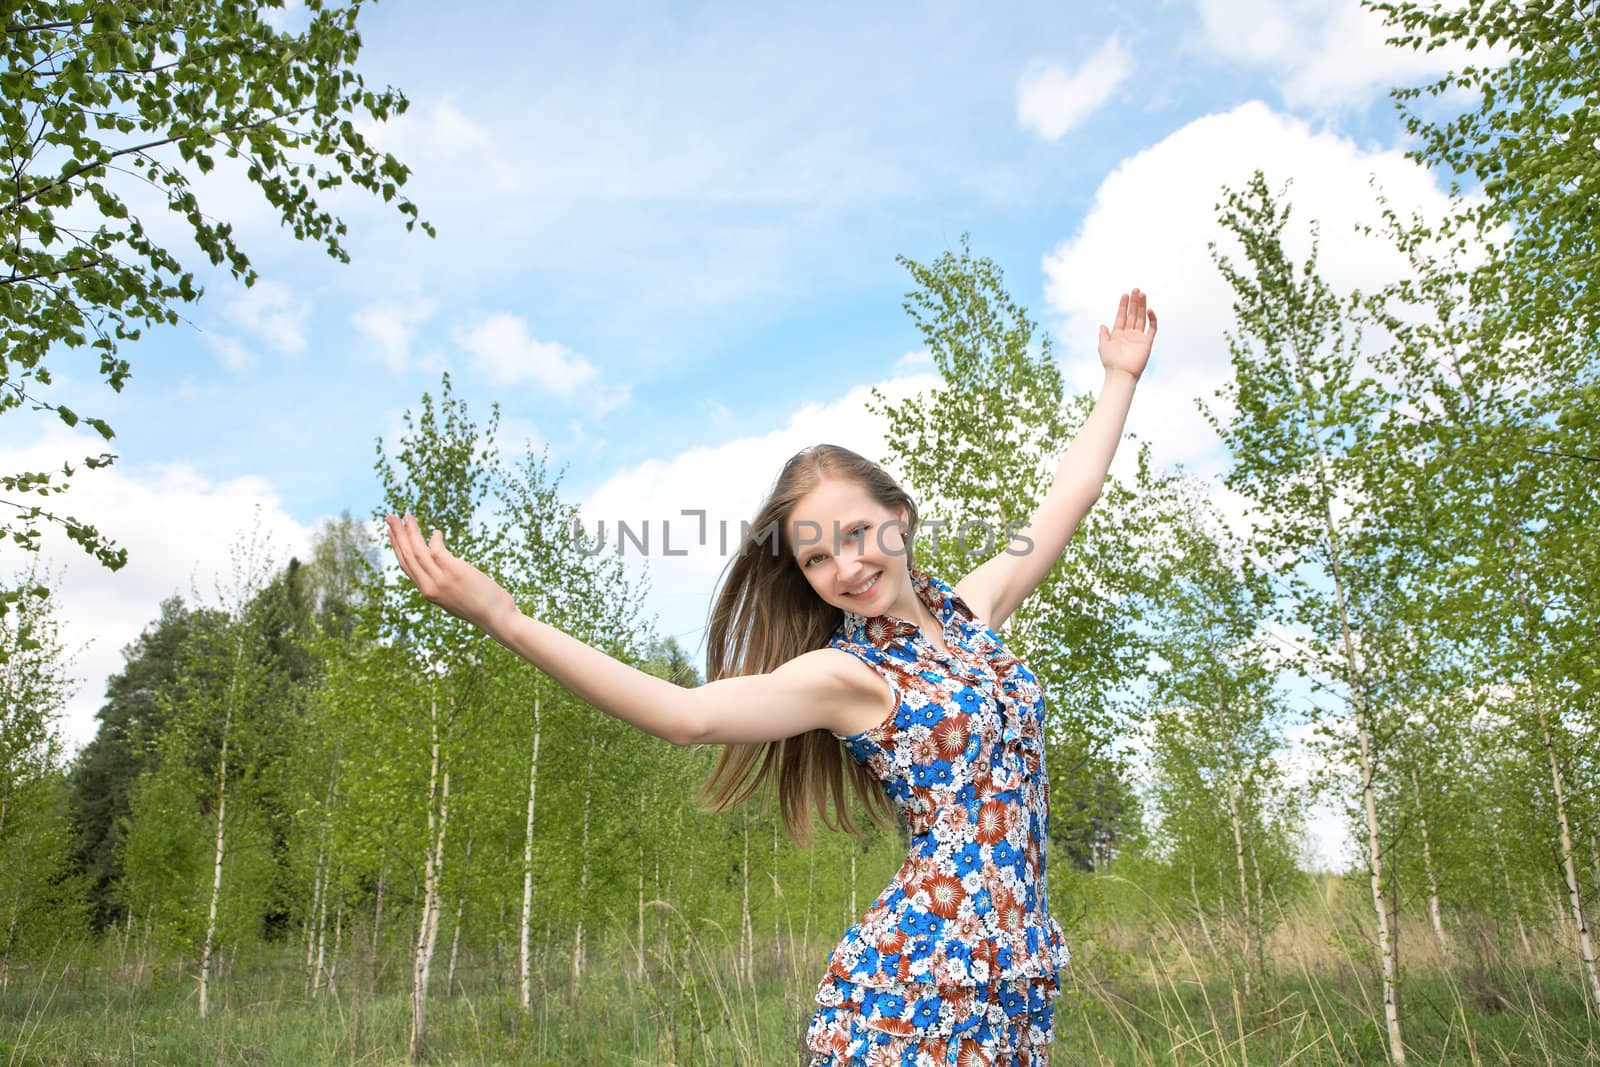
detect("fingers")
[1111,290,1154,333]
[428,527,453,564]
[388,515,427,589]
[385,515,420,581]
[406,515,446,588]
[1147,307,1158,336]
[385,513,444,599]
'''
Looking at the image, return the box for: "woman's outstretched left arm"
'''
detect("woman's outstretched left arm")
[956,288,1156,629]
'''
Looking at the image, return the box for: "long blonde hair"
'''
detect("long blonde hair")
[699,444,917,845]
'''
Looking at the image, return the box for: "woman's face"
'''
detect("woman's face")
[787,477,910,616]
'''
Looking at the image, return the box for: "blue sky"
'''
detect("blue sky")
[4,0,1491,866]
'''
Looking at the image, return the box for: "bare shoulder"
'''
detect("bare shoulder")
[774,647,895,735]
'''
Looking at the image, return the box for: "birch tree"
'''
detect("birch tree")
[0,572,85,987]
[0,0,427,597]
[1362,200,1600,1005]
[373,373,504,1060]
[1142,487,1301,996]
[1210,174,1410,1064]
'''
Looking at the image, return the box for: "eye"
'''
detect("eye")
[804,551,827,567]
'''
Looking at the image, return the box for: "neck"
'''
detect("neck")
[885,571,935,630]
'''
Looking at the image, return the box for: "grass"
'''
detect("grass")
[3,895,1597,1065]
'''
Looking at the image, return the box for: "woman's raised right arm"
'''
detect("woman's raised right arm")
[384,515,887,746]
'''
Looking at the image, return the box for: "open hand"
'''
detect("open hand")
[385,514,518,636]
[1098,289,1157,381]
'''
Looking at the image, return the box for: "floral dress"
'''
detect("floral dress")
[805,570,1070,1067]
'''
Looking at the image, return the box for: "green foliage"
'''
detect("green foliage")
[68,596,197,927]
[0,0,429,604]
[878,234,1070,536]
[1375,0,1600,341]
[1,569,74,793]
[1138,487,1306,962]
[0,573,88,958]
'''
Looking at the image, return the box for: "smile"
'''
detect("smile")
[842,572,881,598]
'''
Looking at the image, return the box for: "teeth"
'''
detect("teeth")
[847,573,879,596]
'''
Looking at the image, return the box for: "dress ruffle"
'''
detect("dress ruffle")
[805,972,1057,1066]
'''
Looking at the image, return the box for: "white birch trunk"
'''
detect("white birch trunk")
[1511,566,1600,1005]
[573,735,595,981]
[1312,452,1404,1062]
[1192,866,1219,960]
[119,904,133,976]
[198,631,245,1021]
[447,896,464,995]
[1248,837,1267,977]
[1357,698,1404,1065]
[312,860,329,995]
[446,834,471,995]
[1590,835,1600,908]
[849,844,858,923]
[305,847,326,996]
[804,845,816,955]
[1410,769,1449,959]
[307,748,340,996]
[369,862,386,995]
[771,817,782,967]
[1314,515,1401,1056]
[740,809,754,986]
[635,791,645,983]
[137,902,152,983]
[1494,835,1533,956]
[519,696,541,1012]
[1225,769,1253,1000]
[327,863,344,995]
[0,914,14,994]
[409,697,451,1062]
[1535,700,1600,1006]
[1215,677,1254,996]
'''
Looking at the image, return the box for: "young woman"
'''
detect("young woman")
[385,289,1156,1065]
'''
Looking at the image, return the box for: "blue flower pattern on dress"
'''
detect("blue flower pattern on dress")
[805,571,1069,1067]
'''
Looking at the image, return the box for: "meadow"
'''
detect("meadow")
[5,878,1596,1066]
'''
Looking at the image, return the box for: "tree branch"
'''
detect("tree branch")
[1528,446,1600,465]
[2,109,299,217]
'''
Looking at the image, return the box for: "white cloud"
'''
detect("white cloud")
[1041,100,1454,479]
[893,349,933,373]
[0,431,314,751]
[204,332,256,373]
[456,313,599,397]
[1043,100,1467,872]
[1192,0,1498,112]
[222,279,310,354]
[200,279,310,373]
[1017,38,1133,141]
[353,297,438,372]
[261,0,308,32]
[492,415,544,461]
[698,399,734,431]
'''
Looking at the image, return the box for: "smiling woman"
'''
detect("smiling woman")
[385,289,1157,1065]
